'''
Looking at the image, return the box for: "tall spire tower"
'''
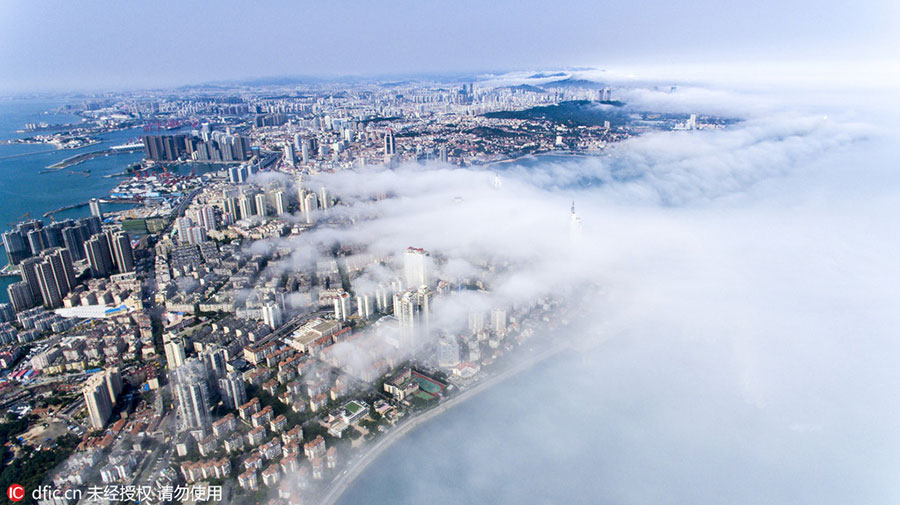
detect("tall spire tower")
[570,201,583,237]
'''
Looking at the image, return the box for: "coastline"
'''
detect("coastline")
[316,343,569,505]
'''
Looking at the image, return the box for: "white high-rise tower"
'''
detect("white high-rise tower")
[570,202,583,237]
[403,247,432,289]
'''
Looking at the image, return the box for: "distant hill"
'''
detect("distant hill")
[528,72,567,79]
[484,100,631,127]
[503,84,546,93]
[540,78,608,90]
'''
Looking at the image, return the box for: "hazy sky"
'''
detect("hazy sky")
[0,0,896,91]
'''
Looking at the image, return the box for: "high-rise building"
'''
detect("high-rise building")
[468,311,486,334]
[393,291,418,332]
[300,138,309,163]
[319,186,329,211]
[27,228,47,256]
[34,260,62,308]
[105,367,123,406]
[384,129,395,156]
[84,372,113,431]
[303,192,318,224]
[110,231,135,273]
[224,197,240,221]
[438,337,460,367]
[491,308,508,335]
[35,248,75,309]
[6,281,35,312]
[198,206,216,231]
[176,217,194,244]
[200,346,227,400]
[375,283,394,313]
[89,198,103,219]
[172,359,212,433]
[218,371,247,410]
[255,194,267,217]
[570,202,582,237]
[283,142,296,167]
[333,292,351,322]
[356,293,374,319]
[2,229,31,265]
[61,224,90,261]
[85,233,114,278]
[18,256,44,302]
[404,247,432,289]
[262,303,282,330]
[35,247,76,308]
[273,191,288,216]
[393,287,432,351]
[165,339,186,369]
[0,303,13,323]
[238,196,255,221]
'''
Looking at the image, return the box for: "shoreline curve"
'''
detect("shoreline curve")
[316,344,568,505]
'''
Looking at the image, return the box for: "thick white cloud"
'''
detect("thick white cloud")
[313,69,900,504]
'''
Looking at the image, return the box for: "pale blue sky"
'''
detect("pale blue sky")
[0,0,896,91]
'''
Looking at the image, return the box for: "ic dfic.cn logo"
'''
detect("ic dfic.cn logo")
[7,484,25,502]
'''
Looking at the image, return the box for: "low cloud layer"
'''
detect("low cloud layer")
[318,67,900,504]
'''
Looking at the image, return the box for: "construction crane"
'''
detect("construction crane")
[8,212,30,226]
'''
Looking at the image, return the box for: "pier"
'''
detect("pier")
[44,145,142,171]
[42,201,88,218]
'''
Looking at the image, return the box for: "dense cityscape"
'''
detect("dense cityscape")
[0,74,727,505]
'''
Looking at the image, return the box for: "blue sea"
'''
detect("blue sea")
[0,98,207,302]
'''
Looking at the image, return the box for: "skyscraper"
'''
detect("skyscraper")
[570,202,583,238]
[172,359,212,433]
[283,142,296,167]
[89,198,103,219]
[198,206,216,231]
[62,224,90,261]
[238,196,255,221]
[356,292,374,319]
[105,367,123,406]
[303,192,319,224]
[274,191,288,216]
[85,233,114,278]
[34,262,59,308]
[333,292,351,322]
[403,247,432,289]
[384,129,395,156]
[255,193,267,217]
[176,217,194,244]
[165,339,186,369]
[6,281,35,312]
[35,247,76,308]
[18,256,44,302]
[491,308,508,335]
[218,371,247,410]
[84,372,113,431]
[110,231,135,273]
[262,303,282,330]
[392,287,432,351]
[300,138,309,163]
[200,345,227,400]
[2,229,31,265]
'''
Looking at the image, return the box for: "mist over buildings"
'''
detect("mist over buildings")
[297,67,900,504]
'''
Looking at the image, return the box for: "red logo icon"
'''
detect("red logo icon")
[7,484,25,502]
